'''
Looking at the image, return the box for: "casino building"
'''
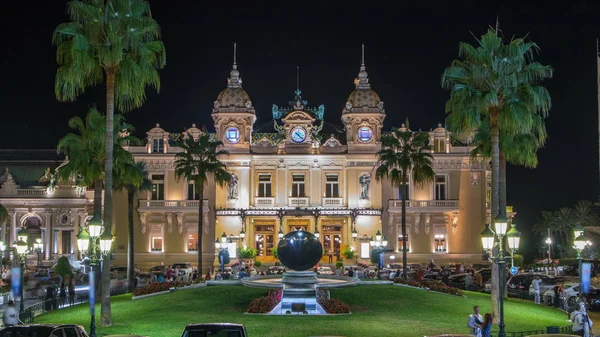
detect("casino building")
[0,50,497,272]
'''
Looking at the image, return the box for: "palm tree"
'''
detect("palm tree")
[375,128,435,280]
[113,161,151,292]
[572,200,597,229]
[174,132,231,274]
[53,1,165,325]
[442,27,552,320]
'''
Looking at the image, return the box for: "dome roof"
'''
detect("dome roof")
[212,62,255,113]
[342,48,384,114]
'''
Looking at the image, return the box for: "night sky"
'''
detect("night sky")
[1,1,599,260]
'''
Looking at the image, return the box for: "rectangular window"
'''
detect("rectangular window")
[434,139,445,153]
[254,224,275,257]
[434,234,446,252]
[360,242,370,259]
[188,182,200,200]
[398,182,410,200]
[151,237,163,252]
[398,234,410,252]
[325,174,339,198]
[187,232,198,251]
[435,175,446,200]
[151,174,165,200]
[152,138,164,153]
[258,174,272,197]
[61,231,72,254]
[292,174,305,197]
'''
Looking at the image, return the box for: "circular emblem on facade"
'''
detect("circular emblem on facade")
[357,126,373,143]
[225,127,241,144]
[290,126,307,143]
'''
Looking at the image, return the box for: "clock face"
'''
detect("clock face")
[291,127,307,143]
[357,126,373,143]
[225,127,240,143]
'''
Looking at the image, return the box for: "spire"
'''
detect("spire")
[227,42,242,88]
[356,43,370,89]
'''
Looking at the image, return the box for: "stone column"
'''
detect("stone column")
[44,211,52,260]
[10,211,17,245]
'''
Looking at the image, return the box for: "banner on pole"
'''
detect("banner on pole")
[582,262,592,294]
[89,271,95,315]
[11,267,21,300]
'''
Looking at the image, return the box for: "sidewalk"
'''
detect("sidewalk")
[588,312,600,336]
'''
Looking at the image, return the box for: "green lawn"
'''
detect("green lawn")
[36,285,568,337]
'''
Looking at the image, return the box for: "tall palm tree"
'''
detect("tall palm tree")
[442,27,552,320]
[113,161,151,292]
[53,1,165,325]
[174,132,231,274]
[572,200,597,229]
[375,128,436,280]
[57,108,135,215]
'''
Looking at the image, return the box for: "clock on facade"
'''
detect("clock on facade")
[357,126,373,143]
[290,126,307,143]
[225,127,241,143]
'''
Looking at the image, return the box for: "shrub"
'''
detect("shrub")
[254,261,262,268]
[55,257,72,278]
[247,289,282,313]
[513,254,524,267]
[272,248,278,259]
[318,298,351,314]
[238,247,257,259]
[335,261,344,269]
[132,280,188,296]
[342,246,355,260]
[393,278,463,296]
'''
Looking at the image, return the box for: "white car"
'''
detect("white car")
[171,262,194,280]
[542,282,597,306]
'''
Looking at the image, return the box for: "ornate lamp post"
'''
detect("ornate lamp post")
[14,231,28,317]
[545,235,552,276]
[75,215,112,337]
[277,227,284,240]
[573,223,590,297]
[215,233,232,272]
[369,230,388,269]
[481,215,520,337]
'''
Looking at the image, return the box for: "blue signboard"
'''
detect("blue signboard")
[11,267,21,300]
[582,262,592,294]
[509,266,518,275]
[379,252,384,270]
[89,271,95,315]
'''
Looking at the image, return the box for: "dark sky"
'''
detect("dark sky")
[1,0,599,260]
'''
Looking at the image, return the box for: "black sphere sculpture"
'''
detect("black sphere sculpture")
[277,230,323,271]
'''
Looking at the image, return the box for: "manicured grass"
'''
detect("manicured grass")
[36,285,568,337]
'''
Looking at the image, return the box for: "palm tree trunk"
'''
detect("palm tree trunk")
[127,189,135,293]
[101,68,115,327]
[499,151,508,299]
[401,170,408,280]
[490,109,501,324]
[94,179,103,217]
[197,184,204,274]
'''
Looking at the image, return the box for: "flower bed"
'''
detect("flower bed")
[317,298,351,314]
[132,281,188,296]
[246,289,282,313]
[393,278,463,296]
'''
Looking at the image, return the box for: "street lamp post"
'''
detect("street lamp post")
[545,234,552,276]
[14,234,28,317]
[369,230,388,271]
[76,215,113,337]
[481,215,520,337]
[573,223,590,300]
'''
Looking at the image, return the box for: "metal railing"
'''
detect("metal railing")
[20,285,129,324]
[492,325,572,337]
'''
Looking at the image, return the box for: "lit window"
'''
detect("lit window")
[357,127,373,143]
[188,233,198,251]
[152,139,164,153]
[398,234,410,252]
[225,127,240,143]
[151,237,163,252]
[325,174,339,197]
[434,234,446,252]
[434,139,445,153]
[292,174,305,197]
[258,174,272,197]
[151,175,165,200]
[435,175,446,201]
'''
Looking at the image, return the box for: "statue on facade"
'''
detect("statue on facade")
[359,173,371,200]
[228,173,238,200]
[44,168,56,194]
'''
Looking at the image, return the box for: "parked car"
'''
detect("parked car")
[149,265,167,275]
[0,324,88,337]
[543,282,598,307]
[181,323,247,337]
[507,273,545,296]
[528,276,576,297]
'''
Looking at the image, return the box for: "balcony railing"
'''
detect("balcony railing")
[322,197,342,207]
[389,199,459,209]
[139,200,208,210]
[255,197,275,208]
[288,197,309,207]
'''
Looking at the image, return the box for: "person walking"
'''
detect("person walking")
[467,305,483,337]
[68,280,75,306]
[531,276,542,304]
[3,300,19,327]
[328,251,333,264]
[481,313,492,337]
[570,302,593,337]
[464,272,472,291]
